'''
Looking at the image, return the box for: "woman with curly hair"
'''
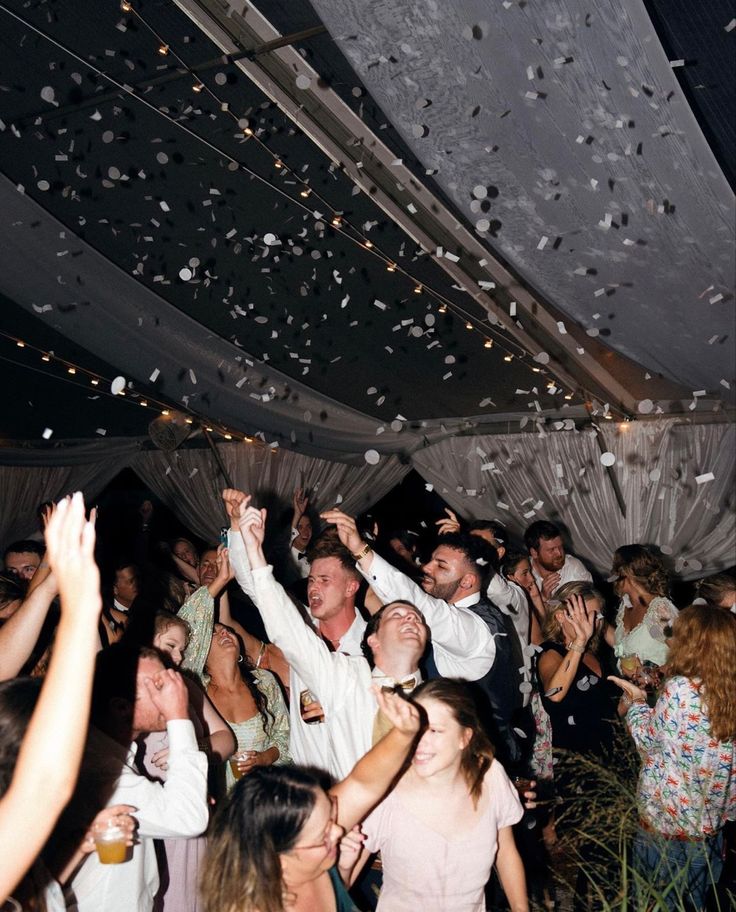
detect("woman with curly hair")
[605,544,678,678]
[339,678,528,912]
[610,605,736,910]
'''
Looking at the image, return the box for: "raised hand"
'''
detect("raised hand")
[372,686,422,738]
[541,572,561,600]
[435,508,461,536]
[222,489,251,527]
[44,493,101,621]
[215,546,235,586]
[292,487,309,520]
[320,509,364,555]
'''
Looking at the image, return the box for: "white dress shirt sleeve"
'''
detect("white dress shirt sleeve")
[113,720,208,839]
[358,552,495,680]
[250,565,361,713]
[227,529,257,601]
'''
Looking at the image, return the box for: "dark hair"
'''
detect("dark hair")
[695,572,736,607]
[0,572,25,609]
[206,625,273,734]
[386,529,419,551]
[152,610,191,648]
[611,544,669,601]
[361,600,428,666]
[0,677,42,798]
[412,679,494,807]
[91,642,161,724]
[523,520,561,553]
[201,765,325,912]
[305,539,361,583]
[467,519,506,545]
[3,539,45,560]
[435,531,498,588]
[501,550,530,577]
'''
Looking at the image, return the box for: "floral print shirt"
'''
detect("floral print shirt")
[627,676,736,837]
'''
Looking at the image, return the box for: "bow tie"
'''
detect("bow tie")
[296,551,307,561]
[377,676,417,693]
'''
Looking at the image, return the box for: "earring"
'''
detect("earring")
[238,654,244,664]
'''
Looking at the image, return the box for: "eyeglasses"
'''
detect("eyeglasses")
[292,795,339,851]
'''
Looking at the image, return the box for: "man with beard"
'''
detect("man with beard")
[322,511,532,769]
[524,520,592,601]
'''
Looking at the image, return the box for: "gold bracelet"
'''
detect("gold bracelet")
[566,641,585,654]
[352,543,372,562]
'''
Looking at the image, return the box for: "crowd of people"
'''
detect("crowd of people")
[0,484,734,912]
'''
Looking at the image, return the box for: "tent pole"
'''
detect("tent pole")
[589,422,626,520]
[202,428,235,489]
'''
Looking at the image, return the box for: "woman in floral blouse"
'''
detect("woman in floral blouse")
[610,605,736,910]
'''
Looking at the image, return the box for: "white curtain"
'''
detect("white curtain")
[132,443,409,544]
[411,420,735,578]
[0,441,139,546]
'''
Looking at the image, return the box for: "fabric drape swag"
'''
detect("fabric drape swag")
[411,420,735,578]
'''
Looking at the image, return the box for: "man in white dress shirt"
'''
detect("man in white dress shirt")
[524,520,592,600]
[223,489,367,776]
[60,644,209,912]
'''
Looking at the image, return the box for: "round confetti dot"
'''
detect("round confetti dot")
[390,420,403,432]
[473,185,488,199]
[534,351,550,365]
[660,545,673,555]
[37,180,50,192]
[425,314,436,326]
[476,218,490,232]
[638,398,654,414]
[295,74,311,90]
[188,257,200,267]
[111,376,126,396]
[351,86,364,98]
[445,355,456,365]
[263,233,278,246]
[102,130,114,144]
[156,152,169,164]
[600,452,616,467]
[364,449,380,465]
[411,124,429,138]
[40,86,56,103]
[108,166,121,180]
[649,468,661,482]
[215,72,227,86]
[179,267,193,281]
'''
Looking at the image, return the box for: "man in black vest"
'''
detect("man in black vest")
[322,510,530,770]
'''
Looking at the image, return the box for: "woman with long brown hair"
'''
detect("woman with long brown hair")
[339,678,528,912]
[610,605,736,910]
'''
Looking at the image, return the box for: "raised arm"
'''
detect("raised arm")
[0,572,60,681]
[0,493,101,903]
[331,688,421,830]
[537,595,594,702]
[321,509,495,679]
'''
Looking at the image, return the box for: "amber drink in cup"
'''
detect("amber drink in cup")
[93,821,127,864]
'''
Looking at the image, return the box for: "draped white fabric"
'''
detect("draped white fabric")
[133,444,409,544]
[0,453,134,545]
[411,420,735,578]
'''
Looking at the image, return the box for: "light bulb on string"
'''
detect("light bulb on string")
[504,354,513,362]
[16,340,25,348]
[67,367,76,375]
[465,321,473,330]
[484,339,493,348]
[90,378,99,385]
[41,353,51,362]
[192,82,204,93]
[438,304,447,313]
[331,215,342,228]
[158,44,169,56]
[120,0,132,10]
[364,240,373,249]
[300,188,311,198]
[413,284,422,294]
[274,159,283,169]
[386,262,396,272]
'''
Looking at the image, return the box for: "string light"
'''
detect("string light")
[484,339,493,348]
[161,409,170,415]
[363,240,373,249]
[438,304,447,313]
[90,378,99,385]
[185,418,193,424]
[67,367,76,375]
[564,393,573,399]
[41,353,51,362]
[465,321,473,330]
[331,215,342,228]
[16,341,25,348]
[243,126,254,137]
[532,367,541,373]
[192,82,204,93]
[157,43,169,56]
[413,284,422,294]
[120,0,132,10]
[386,262,396,272]
[139,400,148,407]
[274,159,283,169]
[504,354,513,362]
[299,188,311,198]
[224,433,233,440]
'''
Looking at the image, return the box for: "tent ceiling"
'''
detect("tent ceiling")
[0,0,732,455]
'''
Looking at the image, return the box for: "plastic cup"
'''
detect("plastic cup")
[299,689,325,725]
[93,822,127,864]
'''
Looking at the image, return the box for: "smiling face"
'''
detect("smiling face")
[307,556,358,621]
[173,539,198,567]
[412,696,472,779]
[367,601,428,670]
[421,545,472,603]
[293,514,313,552]
[532,535,566,573]
[507,557,534,590]
[153,623,188,668]
[281,790,342,887]
[198,550,219,587]
[205,623,239,669]
[113,565,138,605]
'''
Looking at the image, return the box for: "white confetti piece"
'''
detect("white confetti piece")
[600,452,616,467]
[42,427,53,439]
[695,472,714,485]
[726,18,736,31]
[537,236,548,250]
[96,428,107,436]
[189,370,197,385]
[189,468,199,479]
[111,376,126,396]
[425,483,434,492]
[295,74,311,89]
[364,449,380,465]
[638,398,654,414]
[149,368,160,382]
[179,267,193,281]
[159,201,170,212]
[669,59,685,68]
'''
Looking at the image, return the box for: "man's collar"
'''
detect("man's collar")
[371,667,422,691]
[452,590,481,609]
